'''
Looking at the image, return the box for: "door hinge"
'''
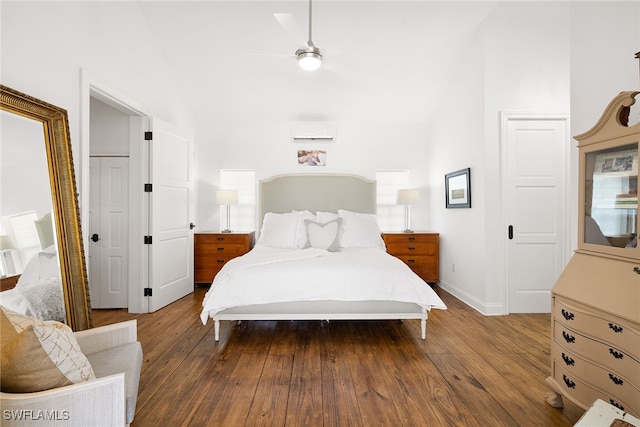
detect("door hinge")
[144,288,152,297]
[144,131,153,141]
[144,183,152,192]
[144,236,152,244]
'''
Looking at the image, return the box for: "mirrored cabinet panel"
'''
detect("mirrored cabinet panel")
[584,142,638,251]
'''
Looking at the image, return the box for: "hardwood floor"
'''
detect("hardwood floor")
[92,288,584,426]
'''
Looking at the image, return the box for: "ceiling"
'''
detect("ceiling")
[135,1,499,123]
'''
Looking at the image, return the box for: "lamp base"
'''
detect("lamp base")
[221,229,232,234]
[402,229,414,233]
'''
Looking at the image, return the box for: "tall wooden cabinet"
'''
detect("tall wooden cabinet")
[545,91,640,417]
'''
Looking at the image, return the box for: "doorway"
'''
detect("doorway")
[502,113,570,313]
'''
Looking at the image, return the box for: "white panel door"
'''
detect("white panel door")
[505,116,567,313]
[147,119,194,312]
[88,157,129,308]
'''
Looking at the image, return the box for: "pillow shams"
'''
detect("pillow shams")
[337,209,386,249]
[304,218,341,252]
[257,212,301,249]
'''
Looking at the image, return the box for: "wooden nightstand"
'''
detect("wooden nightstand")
[194,232,255,286]
[382,232,439,284]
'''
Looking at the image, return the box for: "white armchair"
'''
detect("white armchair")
[1,320,143,427]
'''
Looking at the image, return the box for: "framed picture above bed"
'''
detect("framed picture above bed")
[297,150,326,166]
[445,168,471,208]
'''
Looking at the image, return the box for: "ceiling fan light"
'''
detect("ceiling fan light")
[296,50,322,71]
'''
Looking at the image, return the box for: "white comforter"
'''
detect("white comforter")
[200,246,447,324]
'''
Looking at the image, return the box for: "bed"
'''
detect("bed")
[200,174,447,341]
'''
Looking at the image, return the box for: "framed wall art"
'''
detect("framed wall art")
[445,168,471,208]
[297,150,326,166]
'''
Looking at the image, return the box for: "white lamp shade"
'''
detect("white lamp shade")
[0,235,16,250]
[397,189,420,205]
[216,190,238,206]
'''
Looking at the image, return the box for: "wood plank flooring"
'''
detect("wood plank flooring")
[92,288,584,426]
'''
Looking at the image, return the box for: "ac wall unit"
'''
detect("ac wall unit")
[290,122,336,141]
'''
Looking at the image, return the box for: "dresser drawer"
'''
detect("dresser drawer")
[385,243,437,256]
[553,343,640,408]
[383,233,438,245]
[554,299,640,358]
[554,321,640,385]
[552,363,635,415]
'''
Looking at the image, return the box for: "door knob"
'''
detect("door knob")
[190,222,196,230]
[91,233,100,242]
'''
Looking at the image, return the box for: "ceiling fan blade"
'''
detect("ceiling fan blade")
[323,62,363,80]
[274,13,307,47]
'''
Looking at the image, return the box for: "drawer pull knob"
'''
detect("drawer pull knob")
[217,247,225,251]
[608,323,623,333]
[408,237,415,241]
[217,260,225,264]
[408,247,416,251]
[561,309,574,321]
[408,259,415,264]
[562,331,575,344]
[608,374,624,386]
[217,237,224,241]
[609,348,624,360]
[610,400,625,411]
[562,375,576,389]
[561,353,575,366]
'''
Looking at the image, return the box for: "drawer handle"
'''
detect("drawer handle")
[609,348,624,360]
[408,247,416,251]
[610,400,625,411]
[217,247,225,251]
[217,237,225,241]
[561,353,575,366]
[407,259,415,264]
[562,375,575,389]
[561,309,574,321]
[608,374,624,386]
[408,237,415,241]
[562,331,575,344]
[217,260,225,264]
[608,323,623,333]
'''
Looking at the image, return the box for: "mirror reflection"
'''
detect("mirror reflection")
[0,110,66,322]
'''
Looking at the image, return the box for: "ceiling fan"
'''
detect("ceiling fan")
[292,0,322,71]
[252,0,361,78]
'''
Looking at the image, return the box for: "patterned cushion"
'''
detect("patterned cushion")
[0,307,95,393]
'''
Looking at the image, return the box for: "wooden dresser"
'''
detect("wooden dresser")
[382,232,439,284]
[194,232,255,285]
[545,91,640,418]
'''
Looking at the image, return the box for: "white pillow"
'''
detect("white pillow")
[305,218,341,252]
[257,212,301,249]
[316,211,339,223]
[337,209,386,249]
[294,210,316,248]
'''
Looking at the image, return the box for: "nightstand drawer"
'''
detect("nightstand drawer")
[385,243,437,256]
[382,233,438,245]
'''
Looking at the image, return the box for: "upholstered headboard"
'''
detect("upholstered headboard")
[259,174,376,227]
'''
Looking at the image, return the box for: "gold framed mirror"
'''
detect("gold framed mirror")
[1,85,92,330]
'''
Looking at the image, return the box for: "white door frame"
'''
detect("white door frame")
[500,112,572,314]
[80,69,149,313]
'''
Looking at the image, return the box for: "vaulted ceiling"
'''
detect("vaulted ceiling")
[136,1,499,123]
